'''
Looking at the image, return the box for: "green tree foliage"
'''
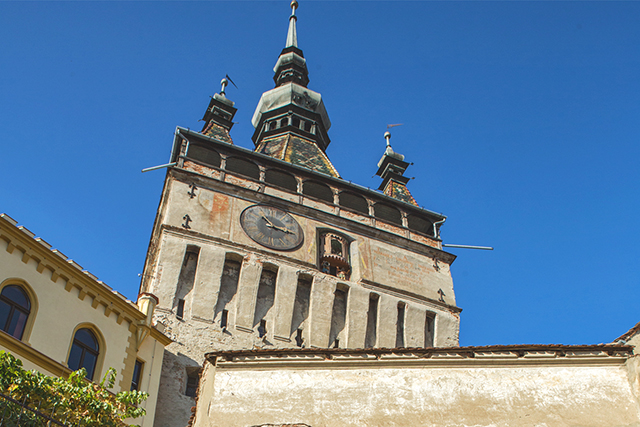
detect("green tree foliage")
[0,350,148,426]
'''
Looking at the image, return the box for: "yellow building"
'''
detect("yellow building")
[0,213,171,427]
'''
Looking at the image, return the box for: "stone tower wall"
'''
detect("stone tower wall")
[142,133,461,427]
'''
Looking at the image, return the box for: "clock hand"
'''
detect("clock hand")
[268,223,294,234]
[261,216,294,234]
[261,215,276,227]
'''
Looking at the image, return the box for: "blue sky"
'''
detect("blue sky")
[1,1,639,347]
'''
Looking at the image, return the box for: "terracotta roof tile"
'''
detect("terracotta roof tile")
[205,343,633,361]
[615,320,640,342]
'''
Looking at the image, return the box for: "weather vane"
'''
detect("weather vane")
[220,74,238,96]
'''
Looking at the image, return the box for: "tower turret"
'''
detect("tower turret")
[251,0,338,177]
[201,77,237,144]
[376,131,418,206]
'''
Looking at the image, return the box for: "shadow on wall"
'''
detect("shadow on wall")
[154,350,201,427]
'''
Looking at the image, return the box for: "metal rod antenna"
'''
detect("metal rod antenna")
[141,162,177,173]
[442,244,494,250]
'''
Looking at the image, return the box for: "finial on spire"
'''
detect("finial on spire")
[286,0,299,48]
[219,74,238,97]
[220,77,228,96]
[384,131,391,147]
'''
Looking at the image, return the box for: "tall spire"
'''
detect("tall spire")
[285,0,298,48]
[250,1,338,177]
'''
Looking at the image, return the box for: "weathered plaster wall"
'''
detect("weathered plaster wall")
[156,176,456,308]
[146,170,461,427]
[195,355,640,427]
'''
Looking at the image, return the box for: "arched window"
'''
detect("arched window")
[265,169,298,192]
[186,145,221,168]
[302,180,333,203]
[339,191,369,214]
[0,285,30,340]
[68,328,100,380]
[225,157,260,180]
[373,203,403,225]
[407,214,434,236]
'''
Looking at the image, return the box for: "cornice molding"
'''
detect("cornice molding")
[0,214,169,344]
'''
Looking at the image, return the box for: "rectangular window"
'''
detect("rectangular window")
[425,312,435,347]
[185,368,201,398]
[176,299,185,319]
[214,258,241,326]
[130,359,144,391]
[364,293,379,348]
[253,268,277,331]
[290,276,312,342]
[328,286,348,348]
[258,319,267,338]
[396,302,406,348]
[174,245,200,319]
[220,309,228,329]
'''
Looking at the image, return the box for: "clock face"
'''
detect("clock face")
[240,205,304,251]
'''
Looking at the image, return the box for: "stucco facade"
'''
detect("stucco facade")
[0,213,171,427]
[192,345,640,427]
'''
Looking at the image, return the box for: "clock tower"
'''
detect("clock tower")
[139,3,461,426]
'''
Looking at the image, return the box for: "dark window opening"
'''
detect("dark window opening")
[176,299,185,319]
[328,287,348,348]
[338,192,369,214]
[220,309,228,329]
[374,203,403,225]
[364,294,379,348]
[292,117,300,128]
[185,368,201,398]
[0,285,30,340]
[253,268,277,331]
[330,238,343,256]
[396,302,406,348]
[290,277,312,339]
[304,121,312,132]
[174,245,199,319]
[130,359,144,391]
[408,215,434,236]
[295,329,304,347]
[214,258,241,326]
[258,319,267,338]
[264,169,298,192]
[68,328,99,380]
[425,313,435,347]
[186,145,221,168]
[269,121,277,131]
[280,117,289,127]
[302,181,334,203]
[225,157,260,180]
